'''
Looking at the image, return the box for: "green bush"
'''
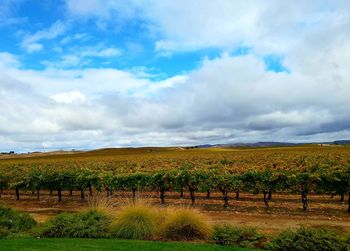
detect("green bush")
[212,224,265,249]
[267,226,348,251]
[110,204,157,240]
[40,210,111,238]
[0,204,36,239]
[161,208,212,241]
[344,232,350,249]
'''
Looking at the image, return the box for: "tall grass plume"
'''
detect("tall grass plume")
[160,207,212,241]
[87,192,116,217]
[110,201,158,240]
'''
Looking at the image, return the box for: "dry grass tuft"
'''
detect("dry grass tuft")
[160,206,213,241]
[87,192,116,217]
[110,202,158,240]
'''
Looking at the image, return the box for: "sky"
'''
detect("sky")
[0,0,350,152]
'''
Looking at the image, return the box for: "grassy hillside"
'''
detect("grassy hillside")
[0,144,344,162]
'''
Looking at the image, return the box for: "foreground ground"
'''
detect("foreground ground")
[0,239,257,251]
[1,190,349,234]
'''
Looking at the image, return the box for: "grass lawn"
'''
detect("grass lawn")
[0,238,259,251]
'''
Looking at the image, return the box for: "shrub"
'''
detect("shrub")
[213,224,265,248]
[0,204,36,239]
[110,204,157,240]
[267,226,348,251]
[161,208,212,241]
[344,232,350,248]
[40,211,111,238]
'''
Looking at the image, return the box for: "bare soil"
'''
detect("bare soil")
[1,190,349,234]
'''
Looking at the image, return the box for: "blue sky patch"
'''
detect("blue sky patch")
[263,55,290,73]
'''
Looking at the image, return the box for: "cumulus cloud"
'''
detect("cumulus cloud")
[64,1,350,55]
[2,48,350,152]
[0,52,20,68]
[51,91,87,104]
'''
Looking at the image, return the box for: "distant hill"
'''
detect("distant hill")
[190,140,350,149]
[218,142,298,147]
[2,140,349,160]
[188,142,298,149]
[333,140,350,145]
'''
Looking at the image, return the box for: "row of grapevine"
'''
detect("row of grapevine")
[0,162,349,212]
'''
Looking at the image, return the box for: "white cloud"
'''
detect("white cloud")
[146,1,350,56]
[60,55,82,67]
[21,20,68,53]
[64,0,350,57]
[1,46,350,151]
[0,52,20,68]
[43,45,122,68]
[143,75,188,94]
[26,43,43,53]
[81,47,121,57]
[51,90,87,104]
[5,64,152,97]
[60,33,88,45]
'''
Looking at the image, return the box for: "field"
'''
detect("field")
[0,145,349,234]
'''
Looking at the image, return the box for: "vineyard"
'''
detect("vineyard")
[0,146,349,215]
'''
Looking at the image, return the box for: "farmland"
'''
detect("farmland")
[0,145,349,234]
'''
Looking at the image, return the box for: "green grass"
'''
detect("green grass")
[0,238,259,251]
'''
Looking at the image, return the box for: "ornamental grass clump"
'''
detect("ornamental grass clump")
[110,203,158,240]
[87,192,116,217]
[161,207,212,241]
